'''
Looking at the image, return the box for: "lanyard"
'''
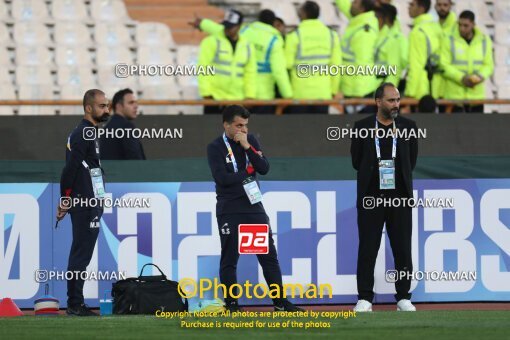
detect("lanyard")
[375,119,397,161]
[223,133,249,173]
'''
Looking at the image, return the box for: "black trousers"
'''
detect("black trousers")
[451,104,484,113]
[216,213,283,303]
[356,204,413,302]
[204,105,224,115]
[67,208,102,307]
[250,105,276,115]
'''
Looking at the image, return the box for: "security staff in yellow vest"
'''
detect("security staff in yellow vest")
[198,10,257,114]
[406,0,443,100]
[435,0,456,35]
[339,0,379,113]
[337,0,407,93]
[440,10,494,113]
[285,1,342,114]
[194,10,292,114]
[374,4,408,87]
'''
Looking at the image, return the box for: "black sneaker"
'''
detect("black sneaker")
[66,304,98,316]
[225,300,242,312]
[274,299,304,312]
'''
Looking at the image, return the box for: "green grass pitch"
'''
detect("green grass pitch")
[0,311,509,339]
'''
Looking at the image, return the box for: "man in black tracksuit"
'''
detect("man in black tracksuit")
[207,105,302,312]
[57,89,110,316]
[351,83,418,312]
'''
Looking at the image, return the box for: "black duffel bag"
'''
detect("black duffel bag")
[112,263,188,314]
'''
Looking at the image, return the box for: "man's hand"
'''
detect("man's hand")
[188,14,202,30]
[234,132,250,150]
[462,75,475,88]
[56,205,69,221]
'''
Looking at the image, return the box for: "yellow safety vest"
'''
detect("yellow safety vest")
[440,27,494,100]
[198,33,257,100]
[285,19,342,100]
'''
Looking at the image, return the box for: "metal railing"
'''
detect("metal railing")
[1,98,509,114]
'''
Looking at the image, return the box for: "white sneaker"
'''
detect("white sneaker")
[396,299,416,311]
[353,299,372,312]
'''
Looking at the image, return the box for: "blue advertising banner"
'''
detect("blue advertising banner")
[1,179,509,308]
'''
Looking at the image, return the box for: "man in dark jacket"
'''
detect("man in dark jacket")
[207,105,302,312]
[350,83,418,312]
[57,89,110,316]
[100,88,146,160]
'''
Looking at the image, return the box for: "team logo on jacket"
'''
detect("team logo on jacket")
[90,215,100,228]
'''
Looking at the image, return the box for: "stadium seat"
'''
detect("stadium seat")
[179,86,202,115]
[51,0,89,22]
[454,0,492,23]
[90,0,131,22]
[55,47,93,66]
[0,106,15,115]
[135,22,176,49]
[15,66,53,85]
[493,0,510,22]
[13,22,51,46]
[59,85,97,115]
[94,23,132,46]
[57,66,96,87]
[0,1,9,21]
[0,48,12,67]
[0,23,12,46]
[140,83,182,115]
[493,66,510,87]
[96,46,134,66]
[0,82,15,96]
[12,0,50,22]
[496,84,510,99]
[494,23,510,46]
[176,45,199,88]
[0,84,16,116]
[54,23,93,47]
[494,45,510,67]
[18,85,56,115]
[97,65,138,93]
[485,80,496,100]
[0,68,12,84]
[138,74,176,87]
[15,46,53,66]
[136,46,175,65]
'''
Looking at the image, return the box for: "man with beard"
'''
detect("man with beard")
[100,88,146,160]
[57,89,110,316]
[350,83,418,312]
[435,0,456,35]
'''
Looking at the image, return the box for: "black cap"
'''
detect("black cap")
[222,10,243,28]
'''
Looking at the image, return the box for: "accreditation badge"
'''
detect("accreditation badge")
[242,176,262,204]
[379,159,395,190]
[90,167,106,198]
